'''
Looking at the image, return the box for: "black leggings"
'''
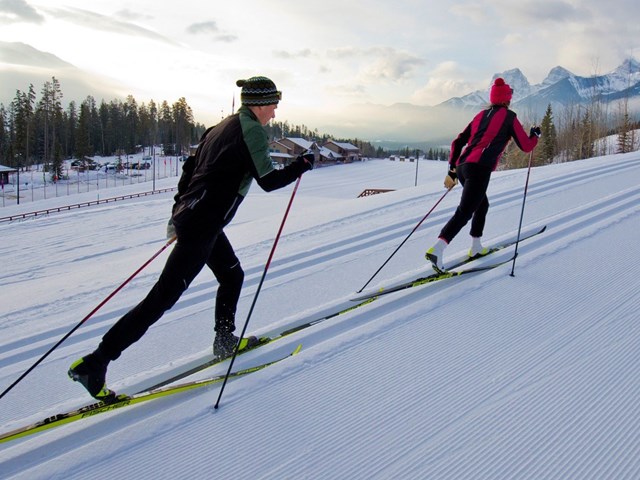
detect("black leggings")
[99,231,243,360]
[439,162,492,243]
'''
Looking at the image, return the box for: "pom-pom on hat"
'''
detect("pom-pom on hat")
[236,76,282,106]
[489,77,513,105]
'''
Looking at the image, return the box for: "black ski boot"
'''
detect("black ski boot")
[213,332,261,361]
[68,349,116,402]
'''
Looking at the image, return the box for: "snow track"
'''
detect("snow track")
[1,154,640,479]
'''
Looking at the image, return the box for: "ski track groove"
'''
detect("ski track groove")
[129,204,639,480]
[352,269,640,478]
[1,159,638,411]
[2,157,637,360]
[1,156,640,479]
[376,218,637,478]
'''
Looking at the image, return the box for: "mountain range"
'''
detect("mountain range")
[441,58,640,116]
[323,58,640,148]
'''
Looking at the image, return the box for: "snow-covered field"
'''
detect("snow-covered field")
[0,151,182,210]
[1,153,639,479]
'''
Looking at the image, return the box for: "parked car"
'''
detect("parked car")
[126,161,151,170]
[70,159,98,171]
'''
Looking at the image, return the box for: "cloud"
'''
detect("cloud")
[186,20,237,42]
[447,0,639,82]
[0,0,44,24]
[451,0,584,25]
[187,21,219,35]
[412,61,479,105]
[501,0,586,24]
[273,49,313,60]
[305,46,426,105]
[0,42,125,105]
[113,9,154,23]
[362,49,425,82]
[40,6,178,46]
[502,33,524,47]
[326,46,425,83]
[325,83,367,98]
[326,47,361,59]
[0,41,72,68]
[214,34,238,43]
[449,3,489,23]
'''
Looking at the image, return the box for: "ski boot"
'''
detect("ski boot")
[68,350,116,402]
[213,332,261,361]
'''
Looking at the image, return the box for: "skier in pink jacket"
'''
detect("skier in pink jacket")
[426,77,540,271]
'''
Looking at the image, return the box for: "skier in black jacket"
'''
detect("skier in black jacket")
[69,76,315,401]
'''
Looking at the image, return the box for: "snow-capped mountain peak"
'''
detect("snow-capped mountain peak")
[541,66,574,87]
[439,57,640,118]
[491,68,532,100]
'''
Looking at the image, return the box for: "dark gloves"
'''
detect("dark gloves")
[530,126,541,138]
[444,168,458,189]
[295,151,315,171]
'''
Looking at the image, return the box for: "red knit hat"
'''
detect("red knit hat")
[490,78,513,105]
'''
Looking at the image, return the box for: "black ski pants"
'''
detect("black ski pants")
[439,162,492,243]
[99,230,243,361]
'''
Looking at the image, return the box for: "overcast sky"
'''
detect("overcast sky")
[1,0,638,139]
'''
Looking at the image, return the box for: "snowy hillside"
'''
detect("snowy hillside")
[1,153,640,479]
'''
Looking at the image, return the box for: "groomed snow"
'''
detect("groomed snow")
[1,152,639,479]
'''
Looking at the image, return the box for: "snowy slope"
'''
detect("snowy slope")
[1,153,640,479]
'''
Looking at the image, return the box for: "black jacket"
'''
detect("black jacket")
[172,106,306,235]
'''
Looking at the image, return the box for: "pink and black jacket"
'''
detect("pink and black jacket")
[449,106,538,171]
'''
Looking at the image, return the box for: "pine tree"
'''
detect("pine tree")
[539,104,557,164]
[123,95,139,153]
[577,108,595,160]
[37,77,64,177]
[51,139,63,181]
[616,100,634,154]
[26,84,36,165]
[158,101,173,153]
[172,97,194,156]
[75,100,92,163]
[65,101,78,158]
[10,85,36,168]
[0,106,7,163]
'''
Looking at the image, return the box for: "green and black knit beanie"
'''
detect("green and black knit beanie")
[236,76,281,106]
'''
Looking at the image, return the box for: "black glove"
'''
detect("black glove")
[444,168,458,189]
[296,151,315,171]
[447,167,457,180]
[530,126,541,138]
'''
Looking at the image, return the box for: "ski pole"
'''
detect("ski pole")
[0,236,177,401]
[356,185,453,293]
[215,177,302,409]
[510,151,534,276]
